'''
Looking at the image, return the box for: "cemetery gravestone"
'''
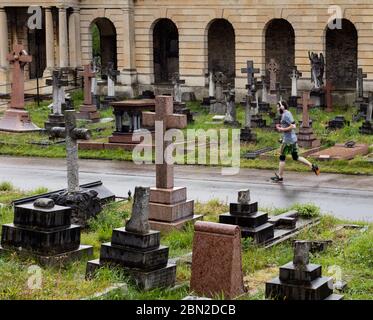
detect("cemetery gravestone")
[288,66,302,108]
[0,198,93,266]
[76,64,100,122]
[190,221,245,299]
[267,58,280,104]
[86,187,176,290]
[171,72,193,123]
[265,241,343,300]
[210,72,226,114]
[91,57,101,109]
[0,44,40,132]
[327,115,350,130]
[257,74,270,113]
[309,52,325,107]
[223,83,240,126]
[102,61,120,109]
[219,189,274,244]
[359,92,373,135]
[142,96,202,232]
[354,69,369,121]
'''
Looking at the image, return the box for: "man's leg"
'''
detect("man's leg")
[272,145,286,182]
[292,144,320,175]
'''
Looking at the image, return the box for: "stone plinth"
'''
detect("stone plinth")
[76,104,100,122]
[0,108,41,132]
[297,127,321,149]
[44,113,65,132]
[190,221,245,299]
[240,126,257,142]
[0,200,92,266]
[327,116,350,130]
[360,121,373,135]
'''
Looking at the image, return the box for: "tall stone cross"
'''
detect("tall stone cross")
[267,58,279,93]
[46,69,68,115]
[104,62,120,98]
[81,64,96,105]
[142,96,187,189]
[214,72,226,101]
[50,110,91,193]
[324,80,335,112]
[172,72,185,103]
[301,91,313,128]
[241,60,260,97]
[357,68,367,100]
[7,44,32,109]
[290,66,302,97]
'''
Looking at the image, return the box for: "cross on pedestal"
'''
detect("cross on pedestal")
[142,96,187,189]
[357,68,367,100]
[241,60,260,96]
[267,59,279,93]
[324,80,335,112]
[171,72,185,103]
[289,66,302,97]
[81,64,96,105]
[50,110,91,193]
[214,72,226,101]
[7,44,32,109]
[103,62,120,98]
[301,91,313,128]
[46,69,68,114]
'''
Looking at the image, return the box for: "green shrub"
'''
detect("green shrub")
[0,182,13,192]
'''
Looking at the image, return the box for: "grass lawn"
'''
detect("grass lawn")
[0,90,372,174]
[0,183,372,300]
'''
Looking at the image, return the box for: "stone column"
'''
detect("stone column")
[68,7,81,68]
[44,7,54,75]
[58,7,69,68]
[0,7,9,92]
[120,0,137,97]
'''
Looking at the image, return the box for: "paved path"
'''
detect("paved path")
[0,156,372,222]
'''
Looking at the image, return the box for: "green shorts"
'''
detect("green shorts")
[280,143,299,161]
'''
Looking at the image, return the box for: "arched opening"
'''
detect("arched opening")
[207,19,236,85]
[91,18,117,71]
[326,19,357,89]
[153,18,179,84]
[265,19,295,88]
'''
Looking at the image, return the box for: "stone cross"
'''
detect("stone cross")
[238,189,250,205]
[142,96,187,189]
[214,72,226,101]
[91,57,100,96]
[50,110,91,193]
[7,44,32,109]
[81,64,96,105]
[301,91,313,128]
[207,71,215,98]
[241,60,260,97]
[126,186,151,235]
[223,83,236,123]
[293,241,310,268]
[172,72,185,103]
[267,58,279,93]
[290,66,302,97]
[325,80,335,112]
[105,61,120,98]
[367,92,373,122]
[357,68,367,100]
[46,69,68,115]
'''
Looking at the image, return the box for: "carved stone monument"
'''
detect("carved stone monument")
[223,83,240,126]
[210,72,226,114]
[309,52,325,107]
[288,66,302,108]
[267,58,280,104]
[101,61,120,109]
[171,72,193,123]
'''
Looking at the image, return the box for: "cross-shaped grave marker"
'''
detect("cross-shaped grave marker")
[46,69,68,115]
[241,60,260,97]
[213,72,226,102]
[357,68,367,101]
[324,80,335,112]
[267,59,279,93]
[171,72,185,103]
[50,110,91,193]
[82,64,95,106]
[290,66,302,97]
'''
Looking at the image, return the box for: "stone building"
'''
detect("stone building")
[0,0,372,104]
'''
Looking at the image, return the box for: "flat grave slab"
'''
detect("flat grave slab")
[308,143,369,161]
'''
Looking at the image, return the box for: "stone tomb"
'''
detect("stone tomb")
[0,44,41,132]
[265,241,343,300]
[144,96,202,232]
[309,142,369,161]
[86,187,176,290]
[219,189,274,244]
[190,221,245,299]
[327,115,350,130]
[0,198,93,266]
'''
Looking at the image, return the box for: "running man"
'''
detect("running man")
[271,101,320,183]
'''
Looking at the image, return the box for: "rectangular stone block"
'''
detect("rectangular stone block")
[241,223,274,244]
[1,223,81,255]
[156,164,174,189]
[149,214,203,233]
[149,200,194,222]
[229,202,258,215]
[219,211,268,229]
[100,243,169,271]
[150,187,187,205]
[13,203,71,230]
[111,228,160,250]
[279,262,322,284]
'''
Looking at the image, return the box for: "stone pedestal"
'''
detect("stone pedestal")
[76,104,100,122]
[190,221,245,299]
[240,126,257,142]
[0,108,41,132]
[44,113,65,131]
[209,100,226,115]
[360,121,373,135]
[297,127,321,149]
[327,116,350,130]
[310,90,325,108]
[0,200,93,266]
[86,227,176,290]
[219,191,274,244]
[174,101,193,123]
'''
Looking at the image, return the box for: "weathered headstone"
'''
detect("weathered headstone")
[44,69,68,131]
[265,240,343,300]
[91,57,101,109]
[219,189,274,244]
[288,66,302,108]
[359,92,373,135]
[101,61,120,109]
[241,60,260,97]
[223,83,240,126]
[50,110,102,226]
[190,221,245,299]
[297,91,320,149]
[267,59,280,104]
[201,71,215,107]
[171,72,193,123]
[142,96,202,232]
[309,52,325,107]
[257,74,271,113]
[0,44,40,132]
[210,72,226,114]
[76,64,100,122]
[86,186,177,290]
[0,198,93,266]
[356,68,367,102]
[327,115,350,130]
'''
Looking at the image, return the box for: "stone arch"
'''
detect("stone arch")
[325,19,357,89]
[207,18,236,85]
[152,18,179,84]
[90,17,117,71]
[264,18,295,88]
